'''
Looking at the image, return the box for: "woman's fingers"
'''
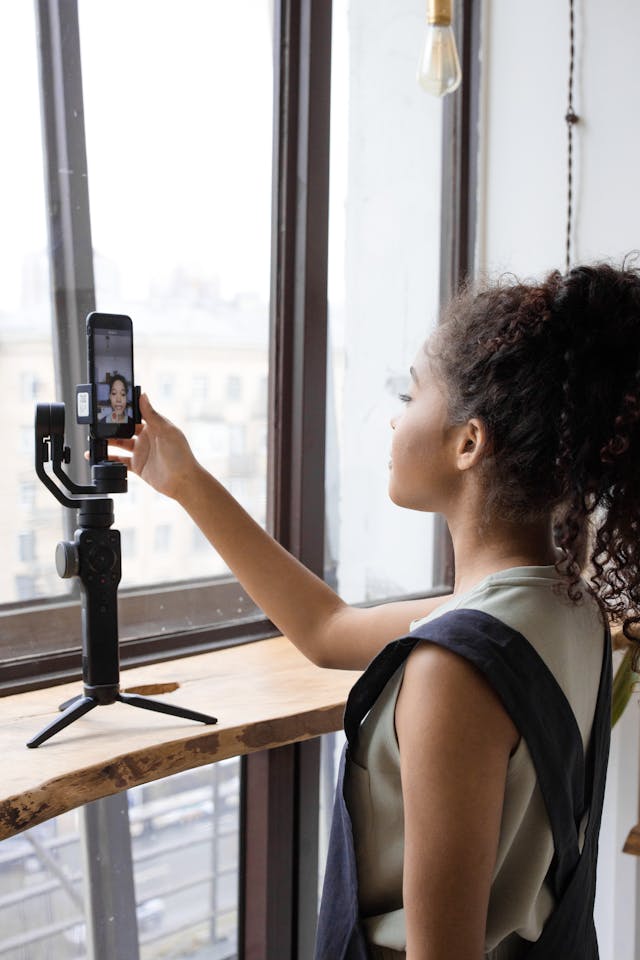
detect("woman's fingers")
[84,449,130,464]
[110,437,136,451]
[139,393,157,422]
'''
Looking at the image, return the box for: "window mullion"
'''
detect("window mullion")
[241,1,333,957]
[35,9,139,957]
[35,0,95,496]
[81,793,140,960]
[434,0,482,590]
[267,0,331,573]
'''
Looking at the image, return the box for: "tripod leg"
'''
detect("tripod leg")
[27,696,98,748]
[59,694,82,712]
[117,693,217,726]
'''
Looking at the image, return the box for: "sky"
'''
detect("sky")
[1,0,348,312]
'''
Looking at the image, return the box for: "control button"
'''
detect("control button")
[55,542,79,579]
[87,544,115,573]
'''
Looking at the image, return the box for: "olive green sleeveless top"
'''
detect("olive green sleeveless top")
[343,565,605,956]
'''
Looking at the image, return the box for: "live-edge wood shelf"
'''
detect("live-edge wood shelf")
[0,637,360,841]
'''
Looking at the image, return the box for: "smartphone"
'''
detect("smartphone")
[87,312,136,439]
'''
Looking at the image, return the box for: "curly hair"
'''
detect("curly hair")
[430,260,640,659]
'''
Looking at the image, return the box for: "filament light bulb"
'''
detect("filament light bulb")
[417,0,461,98]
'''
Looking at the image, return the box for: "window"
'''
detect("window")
[326,0,443,604]
[318,0,448,897]
[191,375,210,402]
[20,372,39,402]
[226,375,243,402]
[0,760,241,959]
[0,0,65,618]
[17,531,36,564]
[157,375,174,402]
[0,0,452,682]
[120,528,137,558]
[19,426,32,456]
[19,482,36,510]
[1,0,275,683]
[80,0,272,600]
[14,575,38,602]
[2,0,471,953]
[192,527,210,554]
[153,524,172,554]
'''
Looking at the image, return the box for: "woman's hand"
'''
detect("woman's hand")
[109,393,202,501]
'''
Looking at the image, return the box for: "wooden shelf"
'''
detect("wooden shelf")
[0,637,359,840]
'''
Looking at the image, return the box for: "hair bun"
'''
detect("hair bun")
[550,261,640,338]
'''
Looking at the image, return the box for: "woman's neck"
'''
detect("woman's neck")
[447,510,557,596]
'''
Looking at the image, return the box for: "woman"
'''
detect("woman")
[112,263,639,958]
[100,374,132,423]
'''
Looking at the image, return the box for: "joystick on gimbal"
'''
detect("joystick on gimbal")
[27,401,217,748]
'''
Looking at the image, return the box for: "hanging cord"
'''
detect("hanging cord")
[565,0,579,272]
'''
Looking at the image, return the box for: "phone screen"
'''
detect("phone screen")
[87,313,136,439]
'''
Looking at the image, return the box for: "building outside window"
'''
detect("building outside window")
[226,375,243,403]
[0,1,451,957]
[153,524,172,554]
[17,531,36,564]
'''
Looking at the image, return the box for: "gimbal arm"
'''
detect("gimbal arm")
[35,403,97,506]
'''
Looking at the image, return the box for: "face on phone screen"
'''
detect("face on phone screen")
[89,316,135,438]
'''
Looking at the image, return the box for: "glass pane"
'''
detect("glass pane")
[326,0,443,604]
[131,760,240,959]
[78,0,273,591]
[0,761,240,959]
[0,809,87,959]
[0,1,66,609]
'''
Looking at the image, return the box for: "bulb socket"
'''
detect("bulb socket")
[427,0,453,26]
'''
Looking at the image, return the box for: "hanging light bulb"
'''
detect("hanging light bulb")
[417,0,461,97]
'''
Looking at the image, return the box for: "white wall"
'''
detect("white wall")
[479,0,640,277]
[480,3,640,956]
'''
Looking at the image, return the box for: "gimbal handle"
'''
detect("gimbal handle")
[28,398,218,748]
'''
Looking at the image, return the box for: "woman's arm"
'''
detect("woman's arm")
[395,643,519,960]
[111,395,453,670]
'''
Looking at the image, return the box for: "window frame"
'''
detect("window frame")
[3,1,480,957]
[0,0,471,693]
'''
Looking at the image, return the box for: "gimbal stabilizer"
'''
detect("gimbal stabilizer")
[27,402,217,748]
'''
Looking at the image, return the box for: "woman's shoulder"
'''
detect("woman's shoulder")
[411,565,603,639]
[409,565,605,743]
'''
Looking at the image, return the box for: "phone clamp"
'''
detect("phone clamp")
[27,402,217,748]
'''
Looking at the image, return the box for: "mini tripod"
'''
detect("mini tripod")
[27,402,217,748]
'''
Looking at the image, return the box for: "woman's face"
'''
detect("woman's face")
[388,349,463,513]
[110,380,127,417]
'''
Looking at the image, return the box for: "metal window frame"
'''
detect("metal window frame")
[36,0,95,496]
[239,1,482,956]
[1,0,474,698]
[0,0,282,693]
[432,0,483,590]
[12,2,481,959]
[240,2,331,956]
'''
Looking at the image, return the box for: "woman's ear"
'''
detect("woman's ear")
[455,418,488,471]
